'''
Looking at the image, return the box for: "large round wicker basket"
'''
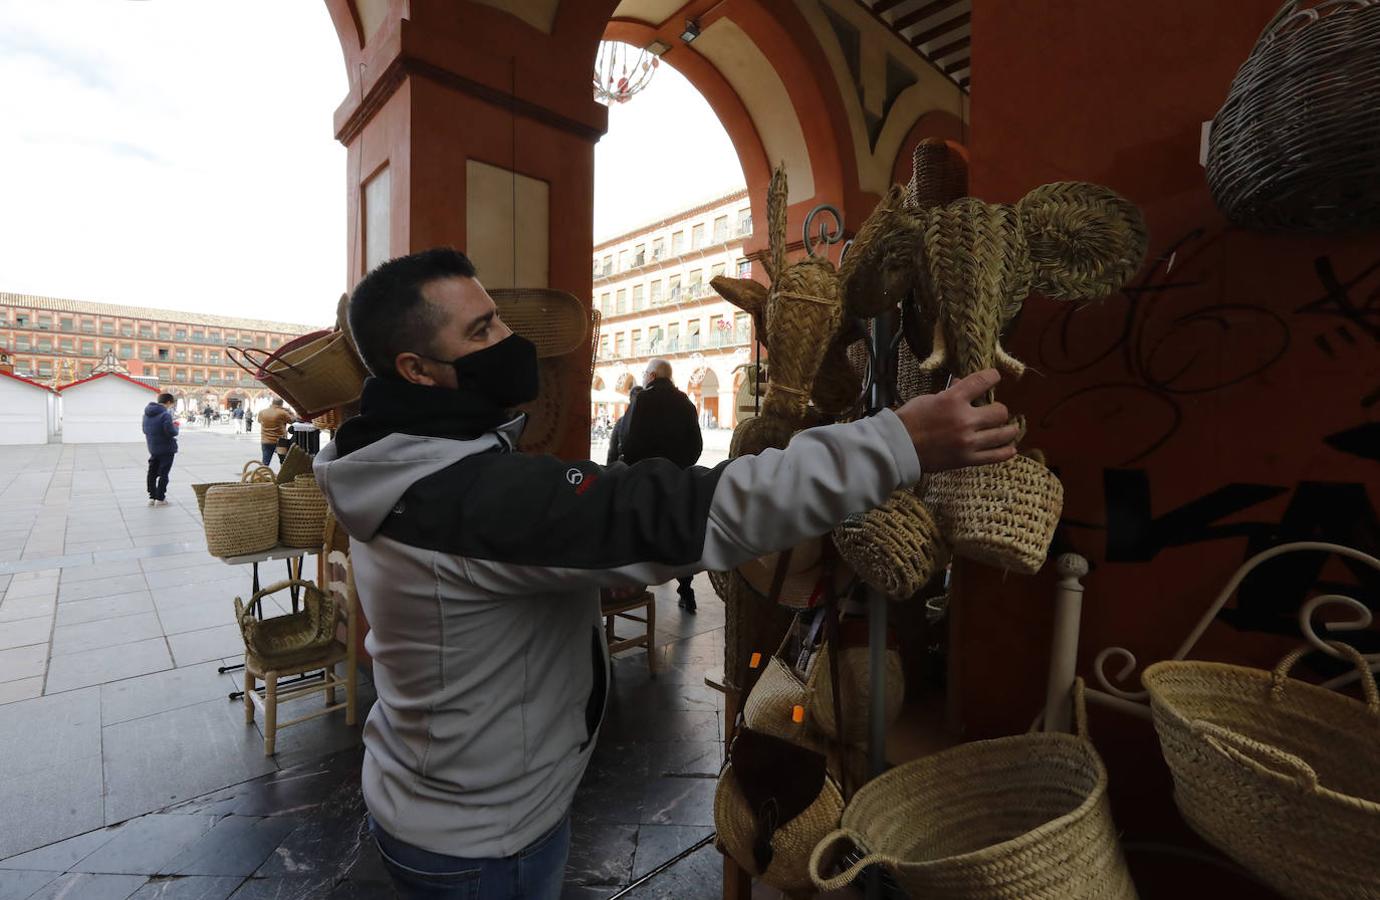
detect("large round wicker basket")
[278,475,327,549]
[809,682,1136,899]
[923,452,1064,575]
[716,762,844,896]
[203,482,278,558]
[1143,644,1380,899]
[1207,1,1380,232]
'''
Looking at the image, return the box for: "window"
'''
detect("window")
[710,315,726,346]
[618,250,630,271]
[157,326,170,339]
[15,314,28,327]
[671,231,685,254]
[193,371,205,384]
[0,312,9,326]
[175,327,187,340]
[192,350,204,363]
[614,333,625,357]
[158,367,170,380]
[602,256,613,276]
[175,349,187,362]
[687,320,701,350]
[119,343,133,359]
[667,322,680,351]
[80,319,95,334]
[270,337,281,349]
[37,337,52,352]
[632,284,644,311]
[631,329,642,355]
[615,289,627,314]
[691,224,705,250]
[59,338,74,352]
[599,335,610,359]
[737,208,752,235]
[713,216,728,243]
[16,335,30,350]
[209,350,221,364]
[120,323,132,337]
[688,269,703,296]
[668,274,682,300]
[140,346,154,360]
[175,368,187,381]
[652,238,665,260]
[600,292,611,315]
[102,321,115,336]
[735,313,751,344]
[192,330,205,343]
[38,315,52,330]
[81,340,95,356]
[634,244,646,267]
[711,262,726,280]
[255,335,266,348]
[139,324,153,338]
[158,347,169,361]
[38,360,52,376]
[60,317,74,332]
[737,258,752,278]
[650,280,663,305]
[648,326,663,351]
[208,330,220,344]
[209,372,220,384]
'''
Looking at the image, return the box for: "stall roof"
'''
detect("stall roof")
[0,369,57,393]
[58,371,159,393]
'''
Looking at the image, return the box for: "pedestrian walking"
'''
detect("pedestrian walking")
[257,397,293,466]
[142,392,179,507]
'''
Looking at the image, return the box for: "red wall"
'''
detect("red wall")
[960,1,1379,890]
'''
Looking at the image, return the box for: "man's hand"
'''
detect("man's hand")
[894,369,1020,471]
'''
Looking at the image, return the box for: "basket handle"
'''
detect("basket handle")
[225,345,266,379]
[807,828,887,892]
[1271,641,1380,714]
[241,461,274,483]
[239,344,302,375]
[1192,719,1320,792]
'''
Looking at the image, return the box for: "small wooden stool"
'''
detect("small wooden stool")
[600,587,656,675]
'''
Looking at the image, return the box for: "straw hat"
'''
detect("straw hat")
[515,355,570,454]
[490,288,588,358]
[737,538,852,609]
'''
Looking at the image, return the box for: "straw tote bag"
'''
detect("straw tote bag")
[1143,643,1380,899]
[809,680,1137,899]
[228,328,369,419]
[202,482,278,558]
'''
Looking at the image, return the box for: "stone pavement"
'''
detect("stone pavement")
[0,430,776,899]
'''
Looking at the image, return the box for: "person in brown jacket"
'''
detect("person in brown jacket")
[257,397,294,466]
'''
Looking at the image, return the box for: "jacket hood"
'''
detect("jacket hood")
[314,416,524,541]
[144,402,166,417]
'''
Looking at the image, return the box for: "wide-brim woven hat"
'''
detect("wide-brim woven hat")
[737,538,853,609]
[491,288,588,358]
[515,356,571,454]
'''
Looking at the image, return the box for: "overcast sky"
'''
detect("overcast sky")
[0,3,742,326]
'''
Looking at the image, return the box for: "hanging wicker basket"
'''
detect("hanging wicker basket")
[228,329,369,419]
[234,578,338,671]
[924,451,1064,575]
[832,489,947,601]
[806,639,905,746]
[278,475,327,549]
[809,681,1137,899]
[1207,0,1380,232]
[203,482,278,558]
[1143,643,1380,899]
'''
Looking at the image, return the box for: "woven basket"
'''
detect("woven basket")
[276,445,313,485]
[1207,0,1380,232]
[924,452,1064,575]
[192,481,236,516]
[234,578,338,671]
[809,681,1136,899]
[907,137,969,211]
[807,641,905,746]
[241,461,275,484]
[203,482,278,558]
[833,490,946,600]
[491,288,588,358]
[1143,644,1380,899]
[716,761,845,896]
[278,475,327,549]
[743,653,820,749]
[228,329,369,419]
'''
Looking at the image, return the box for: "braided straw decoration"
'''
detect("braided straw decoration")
[278,475,328,549]
[917,199,1031,379]
[808,718,1136,897]
[1143,643,1380,899]
[811,324,863,418]
[764,258,843,423]
[730,414,796,458]
[839,185,920,318]
[767,164,789,283]
[1016,182,1148,302]
[203,482,278,558]
[807,643,905,746]
[832,490,947,600]
[907,138,969,211]
[924,453,1064,575]
[715,763,845,896]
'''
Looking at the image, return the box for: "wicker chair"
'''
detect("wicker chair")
[240,551,359,755]
[601,586,657,676]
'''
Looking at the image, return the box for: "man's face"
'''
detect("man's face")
[397,276,512,389]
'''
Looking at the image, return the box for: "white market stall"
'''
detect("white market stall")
[0,370,56,445]
[58,372,159,443]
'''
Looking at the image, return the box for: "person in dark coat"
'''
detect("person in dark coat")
[142,392,180,507]
[604,385,643,466]
[619,359,705,610]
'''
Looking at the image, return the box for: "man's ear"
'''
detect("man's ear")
[1017,182,1148,301]
[394,352,440,387]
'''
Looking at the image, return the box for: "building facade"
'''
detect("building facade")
[591,189,758,428]
[0,293,313,413]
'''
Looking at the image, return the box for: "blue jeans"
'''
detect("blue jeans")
[261,443,277,466]
[368,814,571,900]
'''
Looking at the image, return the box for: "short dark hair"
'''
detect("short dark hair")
[157,393,175,404]
[348,248,477,378]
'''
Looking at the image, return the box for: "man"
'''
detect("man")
[142,392,179,508]
[619,359,704,611]
[603,384,642,466]
[257,397,293,466]
[313,248,1017,900]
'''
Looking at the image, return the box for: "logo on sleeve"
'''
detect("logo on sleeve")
[566,468,584,486]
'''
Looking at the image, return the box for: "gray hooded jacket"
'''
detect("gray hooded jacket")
[313,409,920,859]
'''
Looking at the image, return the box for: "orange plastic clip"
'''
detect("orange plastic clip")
[791,705,805,724]
[749,652,762,669]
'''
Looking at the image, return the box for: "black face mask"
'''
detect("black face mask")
[432,333,539,409]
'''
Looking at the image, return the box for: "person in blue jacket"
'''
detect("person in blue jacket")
[142,392,180,507]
